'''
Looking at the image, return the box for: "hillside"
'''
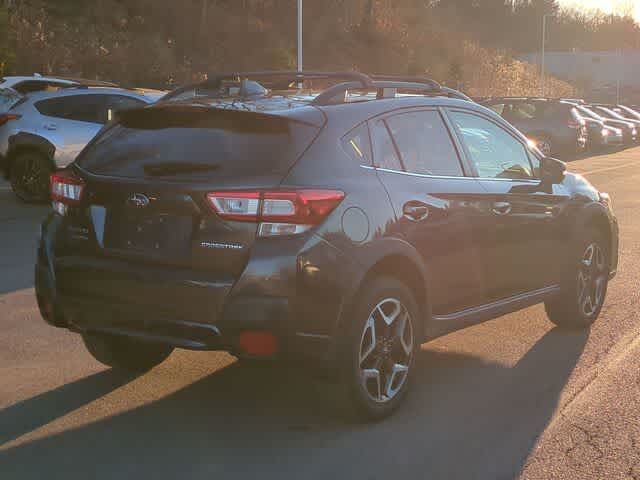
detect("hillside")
[3,0,627,97]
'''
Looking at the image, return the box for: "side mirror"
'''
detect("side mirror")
[541,156,566,184]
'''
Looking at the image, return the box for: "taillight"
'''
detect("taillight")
[206,189,345,237]
[50,169,85,215]
[0,113,21,126]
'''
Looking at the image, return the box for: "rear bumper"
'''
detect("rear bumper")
[35,214,360,365]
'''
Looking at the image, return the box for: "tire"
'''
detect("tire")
[336,276,420,421]
[82,333,174,372]
[545,229,610,329]
[9,151,52,203]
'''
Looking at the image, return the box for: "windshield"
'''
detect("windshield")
[0,88,24,113]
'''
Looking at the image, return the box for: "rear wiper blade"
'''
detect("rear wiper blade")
[143,162,220,176]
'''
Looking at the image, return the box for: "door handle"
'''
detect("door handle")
[492,201,512,216]
[403,202,430,222]
[44,123,57,131]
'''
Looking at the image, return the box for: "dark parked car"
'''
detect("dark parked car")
[605,104,640,121]
[591,104,640,138]
[565,102,624,150]
[579,104,637,146]
[36,72,619,420]
[482,97,587,157]
[484,98,588,155]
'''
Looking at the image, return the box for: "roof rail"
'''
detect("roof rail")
[163,71,374,102]
[53,76,118,88]
[311,80,472,106]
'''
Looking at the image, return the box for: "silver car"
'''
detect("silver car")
[0,74,117,94]
[0,87,163,202]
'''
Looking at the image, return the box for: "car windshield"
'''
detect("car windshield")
[0,88,24,113]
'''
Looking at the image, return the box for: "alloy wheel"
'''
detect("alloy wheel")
[577,242,607,317]
[358,297,414,403]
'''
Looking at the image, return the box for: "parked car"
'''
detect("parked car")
[591,105,640,138]
[481,97,587,157]
[580,104,638,146]
[0,87,163,202]
[0,74,117,94]
[611,104,640,121]
[36,72,618,420]
[565,102,624,151]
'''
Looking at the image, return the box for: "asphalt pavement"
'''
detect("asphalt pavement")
[1,148,640,479]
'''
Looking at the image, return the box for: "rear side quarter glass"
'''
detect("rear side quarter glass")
[370,119,404,171]
[341,123,372,165]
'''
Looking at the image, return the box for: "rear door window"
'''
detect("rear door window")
[36,94,108,124]
[510,102,537,120]
[487,103,506,116]
[385,110,463,177]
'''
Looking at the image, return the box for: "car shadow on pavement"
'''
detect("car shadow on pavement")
[0,327,588,480]
[0,369,139,445]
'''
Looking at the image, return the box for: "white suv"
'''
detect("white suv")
[0,87,162,202]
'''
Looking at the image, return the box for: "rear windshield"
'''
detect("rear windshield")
[76,108,321,178]
[0,88,23,113]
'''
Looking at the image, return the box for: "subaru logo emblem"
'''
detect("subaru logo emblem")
[127,193,150,208]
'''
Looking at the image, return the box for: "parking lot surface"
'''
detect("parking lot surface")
[1,148,640,479]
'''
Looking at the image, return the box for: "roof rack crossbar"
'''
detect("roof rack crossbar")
[162,71,374,102]
[206,70,374,87]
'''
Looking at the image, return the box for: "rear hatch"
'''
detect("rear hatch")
[57,105,323,317]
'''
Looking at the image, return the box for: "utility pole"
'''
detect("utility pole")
[297,0,303,73]
[616,49,622,105]
[541,13,555,97]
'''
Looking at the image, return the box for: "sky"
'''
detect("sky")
[559,0,640,21]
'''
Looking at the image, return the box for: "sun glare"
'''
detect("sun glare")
[560,0,640,21]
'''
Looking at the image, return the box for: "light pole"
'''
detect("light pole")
[297,0,303,73]
[541,13,555,97]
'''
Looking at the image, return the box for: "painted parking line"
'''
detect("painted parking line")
[580,161,640,176]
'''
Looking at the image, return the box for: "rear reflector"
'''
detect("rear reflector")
[239,331,278,357]
[206,189,344,236]
[50,169,85,215]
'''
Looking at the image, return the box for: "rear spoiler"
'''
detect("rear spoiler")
[117,104,324,130]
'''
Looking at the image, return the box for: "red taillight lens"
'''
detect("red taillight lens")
[0,114,21,126]
[206,189,345,236]
[50,170,85,215]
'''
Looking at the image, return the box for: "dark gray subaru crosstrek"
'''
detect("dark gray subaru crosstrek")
[36,72,619,420]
